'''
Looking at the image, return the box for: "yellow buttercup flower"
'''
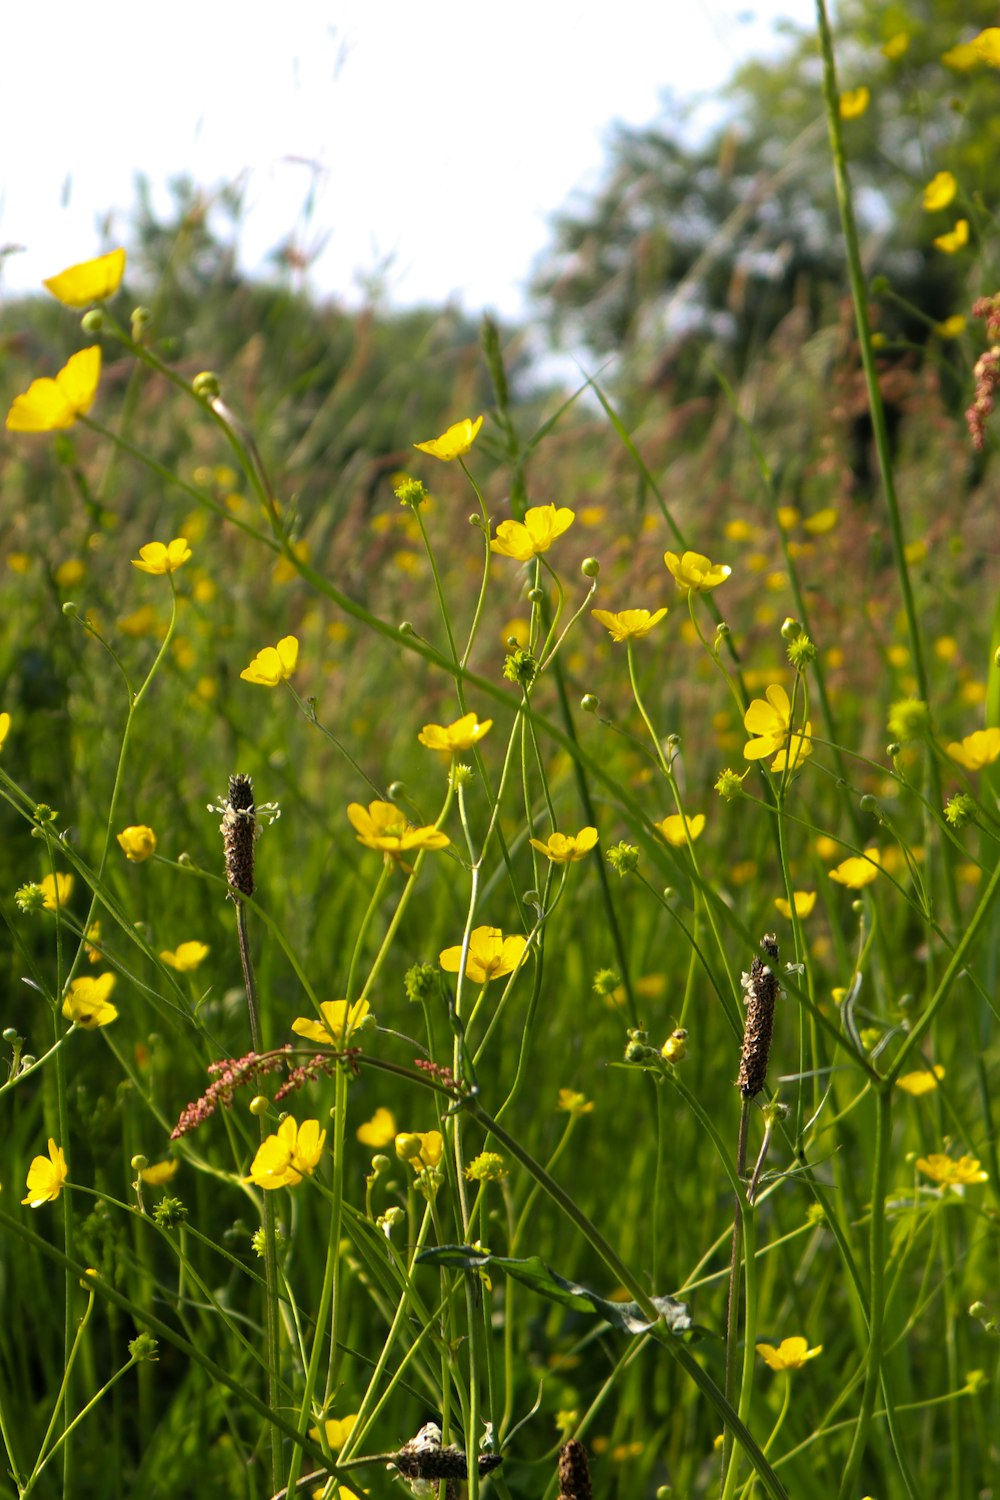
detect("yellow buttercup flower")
[347,800,450,863]
[310,1414,359,1452]
[291,998,372,1046]
[881,32,909,59]
[916,1153,987,1186]
[839,87,870,119]
[935,315,966,339]
[655,814,705,848]
[941,42,979,70]
[160,941,210,972]
[6,346,102,432]
[946,728,1000,771]
[972,28,1000,66]
[131,539,192,575]
[491,505,575,561]
[356,1107,397,1147]
[117,825,157,862]
[828,848,881,889]
[240,635,299,686]
[418,712,493,753]
[248,1116,326,1189]
[743,685,812,771]
[557,1088,595,1115]
[23,1139,68,1207]
[62,973,118,1029]
[439,925,527,983]
[757,1337,822,1372]
[0,712,9,751]
[413,414,483,461]
[933,219,969,253]
[395,1130,444,1170]
[40,873,74,911]
[774,891,817,919]
[140,1159,179,1187]
[923,171,957,212]
[528,827,599,863]
[43,248,126,307]
[897,1065,944,1096]
[591,608,668,642]
[663,550,731,595]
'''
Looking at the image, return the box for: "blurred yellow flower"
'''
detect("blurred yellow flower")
[40,873,74,911]
[591,607,668,642]
[131,538,192,575]
[557,1088,595,1115]
[6,346,102,432]
[757,1337,822,1371]
[941,42,979,70]
[395,1130,443,1169]
[933,219,969,253]
[440,925,527,982]
[491,505,575,560]
[23,1139,68,1207]
[828,848,881,888]
[140,1159,179,1186]
[356,1107,397,1147]
[839,87,870,119]
[160,941,210,972]
[663,550,731,595]
[248,1117,326,1189]
[418,712,493,752]
[292,998,372,1046]
[43,248,126,306]
[935,314,966,339]
[881,32,909,59]
[897,1065,945,1096]
[803,507,839,535]
[774,891,817,919]
[972,28,1000,66]
[117,825,157,862]
[529,826,598,863]
[655,813,705,847]
[62,973,118,1029]
[946,728,1000,771]
[923,171,957,211]
[347,800,450,862]
[917,1153,987,1186]
[0,712,9,751]
[413,414,483,460]
[310,1414,359,1452]
[240,635,299,686]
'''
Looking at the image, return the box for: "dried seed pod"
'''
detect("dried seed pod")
[737,933,780,1098]
[221,773,256,897]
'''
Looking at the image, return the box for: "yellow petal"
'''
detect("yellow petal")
[43,248,126,307]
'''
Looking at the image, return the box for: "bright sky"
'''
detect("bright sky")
[2,0,816,320]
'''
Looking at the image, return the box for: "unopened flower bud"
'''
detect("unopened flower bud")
[370,1154,391,1177]
[781,617,802,641]
[193,371,221,399]
[387,782,405,801]
[249,1095,269,1116]
[580,694,599,713]
[130,1154,149,1172]
[81,309,104,335]
[581,556,600,578]
[528,587,545,604]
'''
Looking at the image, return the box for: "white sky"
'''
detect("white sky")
[2,0,816,320]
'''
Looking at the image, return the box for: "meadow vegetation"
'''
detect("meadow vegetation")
[1,7,999,1499]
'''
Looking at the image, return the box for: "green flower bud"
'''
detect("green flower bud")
[606,841,639,876]
[128,1334,160,1362]
[580,693,599,713]
[780,617,801,640]
[581,556,600,578]
[249,1095,269,1117]
[130,1154,149,1172]
[192,371,221,399]
[81,309,104,335]
[404,961,438,1003]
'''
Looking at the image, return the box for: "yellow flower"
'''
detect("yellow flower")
[557,1088,595,1115]
[0,712,9,751]
[356,1107,397,1147]
[591,608,668,642]
[774,891,817,919]
[131,538,192,575]
[55,559,86,589]
[881,32,909,59]
[946,728,1000,771]
[160,941,210,972]
[347,800,450,862]
[291,998,372,1046]
[491,504,575,560]
[418,712,493,752]
[465,1151,507,1182]
[6,346,102,432]
[935,315,966,339]
[933,219,969,253]
[84,922,103,963]
[803,507,839,535]
[663,550,731,595]
[839,87,870,119]
[923,171,957,212]
[395,1130,444,1170]
[655,814,706,847]
[117,825,157,862]
[310,1414,359,1452]
[247,1117,327,1189]
[743,685,813,771]
[528,827,599,863]
[40,873,74,911]
[916,1153,988,1186]
[43,248,126,306]
[439,925,527,983]
[22,1139,68,1207]
[897,1065,945,1096]
[413,414,483,461]
[828,848,881,888]
[240,635,299,686]
[140,1159,179,1186]
[62,973,118,1029]
[941,42,980,70]
[757,1337,822,1372]
[972,28,1000,66]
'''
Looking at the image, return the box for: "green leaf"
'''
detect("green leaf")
[416,1248,694,1338]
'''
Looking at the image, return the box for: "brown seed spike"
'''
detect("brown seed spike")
[558,1439,594,1500]
[737,933,780,1098]
[222,773,256,897]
